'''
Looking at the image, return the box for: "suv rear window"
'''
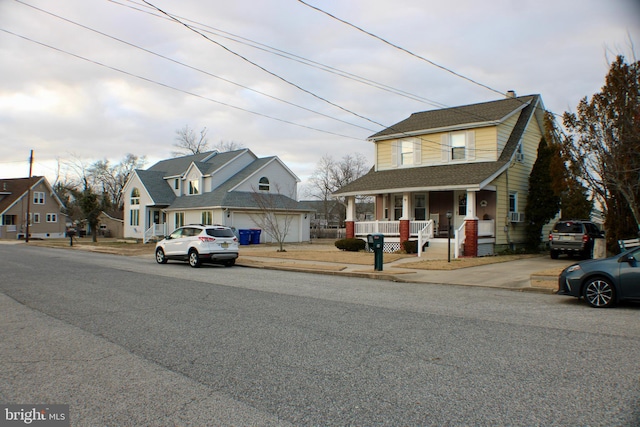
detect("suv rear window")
[554,222,583,233]
[206,228,235,238]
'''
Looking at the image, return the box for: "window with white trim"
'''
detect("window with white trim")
[33,213,41,223]
[130,188,140,205]
[175,212,185,228]
[509,192,518,213]
[258,177,270,191]
[46,213,57,223]
[458,194,467,216]
[174,179,179,190]
[130,210,139,226]
[202,211,212,225]
[189,180,199,195]
[33,192,45,204]
[442,131,475,162]
[392,138,421,167]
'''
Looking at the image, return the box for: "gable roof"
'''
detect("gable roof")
[334,95,541,196]
[369,95,537,140]
[0,176,64,214]
[147,149,250,177]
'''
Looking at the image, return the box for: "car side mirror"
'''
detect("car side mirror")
[620,254,636,264]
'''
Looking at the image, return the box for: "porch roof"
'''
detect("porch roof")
[333,161,508,196]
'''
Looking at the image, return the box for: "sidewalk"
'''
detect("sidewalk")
[236,240,572,293]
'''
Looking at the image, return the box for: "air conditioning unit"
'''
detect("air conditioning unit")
[515,153,524,162]
[509,212,524,223]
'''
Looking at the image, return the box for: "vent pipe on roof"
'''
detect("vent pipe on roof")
[506,90,516,98]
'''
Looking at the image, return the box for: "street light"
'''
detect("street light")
[446,211,452,262]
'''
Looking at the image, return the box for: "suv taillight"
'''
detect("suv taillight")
[199,236,215,243]
[549,233,553,242]
[582,234,589,243]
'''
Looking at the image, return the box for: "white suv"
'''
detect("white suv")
[155,225,239,268]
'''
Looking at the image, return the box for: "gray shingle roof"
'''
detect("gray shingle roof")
[335,95,540,196]
[136,170,176,205]
[370,95,537,139]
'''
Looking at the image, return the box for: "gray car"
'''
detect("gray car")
[557,246,640,308]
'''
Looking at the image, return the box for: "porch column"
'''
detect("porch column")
[400,192,410,249]
[464,190,478,257]
[345,196,356,238]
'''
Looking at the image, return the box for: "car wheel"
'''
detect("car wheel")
[550,250,559,259]
[583,277,615,308]
[155,248,167,264]
[224,259,235,267]
[188,250,201,268]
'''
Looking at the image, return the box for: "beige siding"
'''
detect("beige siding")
[496,113,520,155]
[376,126,499,170]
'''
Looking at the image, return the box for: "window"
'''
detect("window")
[392,139,421,167]
[130,188,140,205]
[189,180,199,195]
[442,131,475,162]
[451,133,466,160]
[2,215,16,225]
[202,211,212,225]
[33,213,41,223]
[174,179,179,190]
[46,213,57,223]
[509,192,518,213]
[258,177,270,191]
[394,195,403,220]
[414,194,426,220]
[175,212,185,228]
[130,209,139,226]
[33,192,45,204]
[458,194,467,216]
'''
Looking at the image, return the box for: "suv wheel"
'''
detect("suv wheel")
[224,259,235,267]
[156,248,167,264]
[188,249,201,268]
[550,250,559,259]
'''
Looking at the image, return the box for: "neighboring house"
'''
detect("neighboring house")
[333,93,548,256]
[0,176,66,240]
[97,210,124,238]
[123,149,312,243]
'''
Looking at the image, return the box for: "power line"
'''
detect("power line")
[297,0,508,99]
[0,28,365,141]
[14,0,376,133]
[141,0,390,130]
[109,0,450,109]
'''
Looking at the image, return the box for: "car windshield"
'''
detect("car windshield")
[555,223,583,233]
[206,228,235,238]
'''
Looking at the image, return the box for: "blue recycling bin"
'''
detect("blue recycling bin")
[250,229,261,244]
[238,229,251,245]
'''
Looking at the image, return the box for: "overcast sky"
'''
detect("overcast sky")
[1,0,638,192]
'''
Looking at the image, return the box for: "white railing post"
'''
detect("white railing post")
[417,220,434,257]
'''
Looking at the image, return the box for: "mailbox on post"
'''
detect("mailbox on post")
[367,233,384,271]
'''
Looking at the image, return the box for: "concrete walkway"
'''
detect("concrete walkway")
[237,240,574,293]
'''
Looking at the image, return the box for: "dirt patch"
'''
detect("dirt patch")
[399,254,541,270]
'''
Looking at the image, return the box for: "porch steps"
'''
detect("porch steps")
[419,238,454,260]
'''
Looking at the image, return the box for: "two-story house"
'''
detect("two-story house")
[0,176,67,240]
[123,149,313,243]
[333,93,547,257]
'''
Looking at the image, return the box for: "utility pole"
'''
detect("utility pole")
[25,150,33,243]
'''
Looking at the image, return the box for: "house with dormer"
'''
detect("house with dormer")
[0,176,66,240]
[122,149,312,243]
[333,93,548,257]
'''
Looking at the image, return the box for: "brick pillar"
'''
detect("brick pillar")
[346,221,355,239]
[464,219,478,257]
[400,219,410,250]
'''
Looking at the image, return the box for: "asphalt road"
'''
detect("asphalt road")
[1,243,639,426]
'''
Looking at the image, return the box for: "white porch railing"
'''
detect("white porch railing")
[354,220,433,237]
[417,220,434,257]
[143,223,167,244]
[478,219,495,237]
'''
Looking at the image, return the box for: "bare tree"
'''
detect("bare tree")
[306,153,371,225]
[250,184,299,252]
[213,140,244,152]
[88,154,147,209]
[173,125,210,156]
